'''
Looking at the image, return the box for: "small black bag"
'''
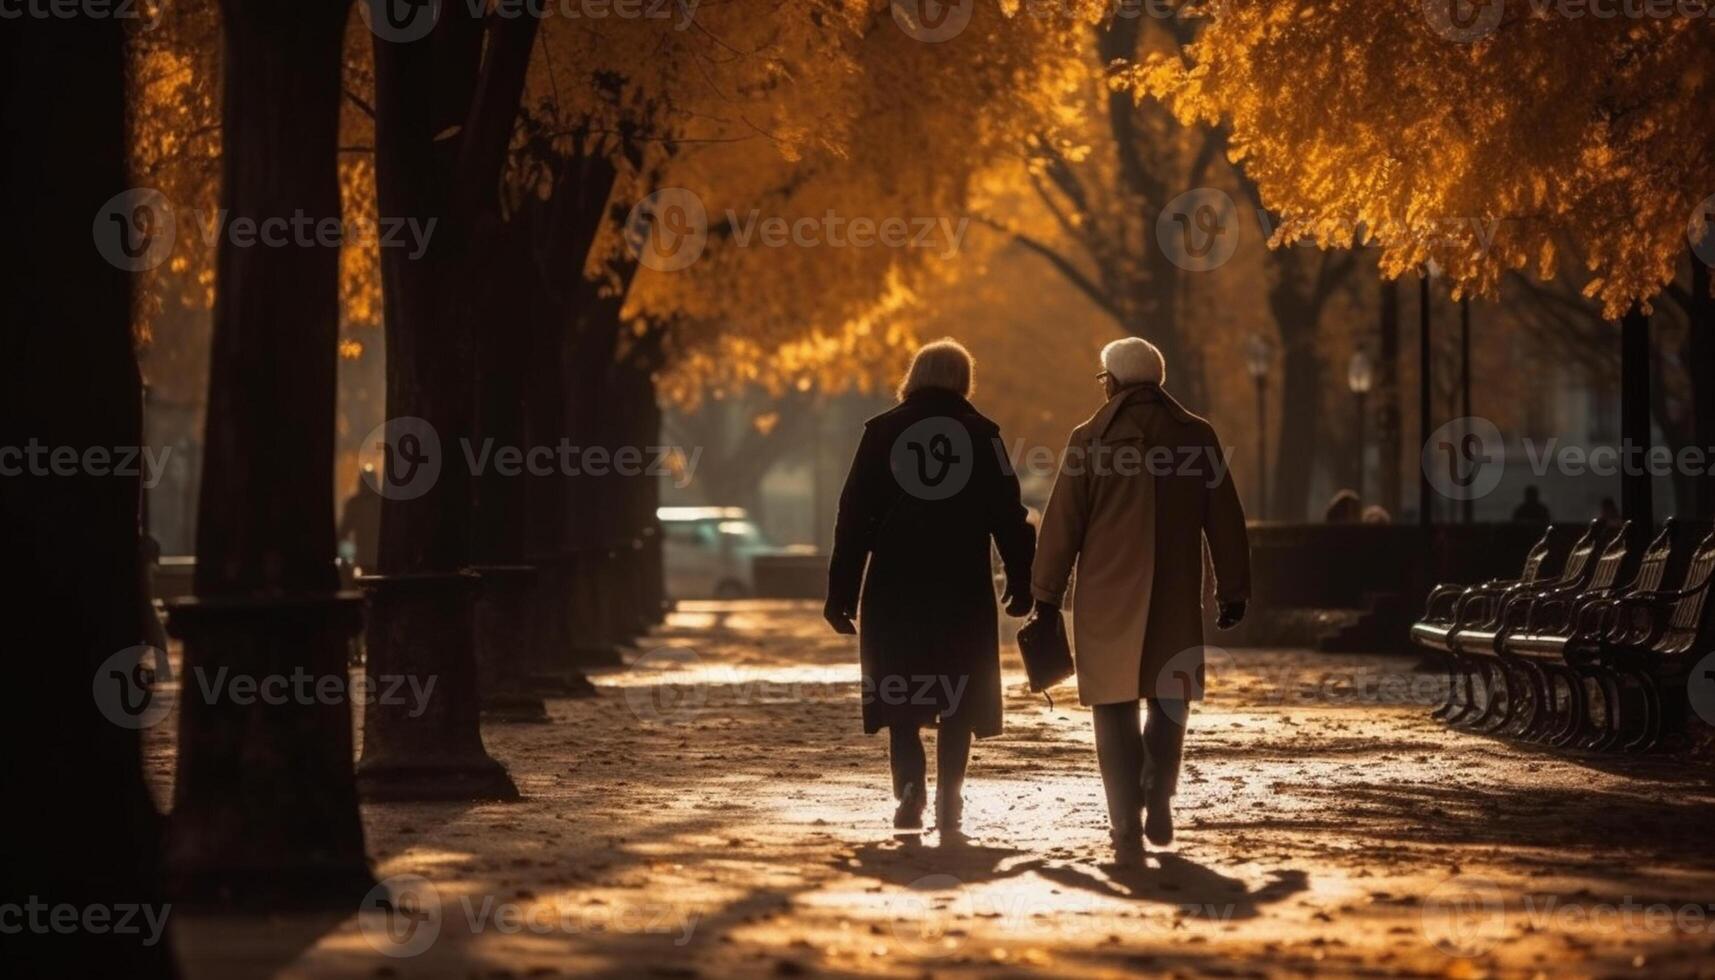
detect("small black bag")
[1016,609,1074,699]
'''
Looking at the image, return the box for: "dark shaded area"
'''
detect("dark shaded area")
[0,15,174,978]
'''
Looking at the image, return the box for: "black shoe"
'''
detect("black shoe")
[1143,793,1174,847]
[894,782,925,830]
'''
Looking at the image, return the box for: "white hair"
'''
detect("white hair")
[897,338,974,400]
[1100,337,1166,386]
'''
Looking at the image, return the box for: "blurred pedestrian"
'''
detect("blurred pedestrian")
[1511,485,1550,524]
[1324,488,1361,523]
[337,464,382,574]
[1599,496,1622,530]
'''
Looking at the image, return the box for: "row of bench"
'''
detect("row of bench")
[1411,519,1715,751]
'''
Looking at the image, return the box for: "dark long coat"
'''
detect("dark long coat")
[1031,383,1251,706]
[827,388,1036,737]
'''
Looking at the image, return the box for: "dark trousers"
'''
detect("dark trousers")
[1092,698,1187,840]
[887,720,972,803]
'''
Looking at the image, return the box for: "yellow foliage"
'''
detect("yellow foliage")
[1122,1,1715,318]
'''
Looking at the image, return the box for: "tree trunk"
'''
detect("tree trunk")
[359,7,539,801]
[470,200,547,723]
[1689,256,1715,521]
[1620,307,1653,540]
[167,0,373,905]
[0,16,177,973]
[1650,327,1697,521]
[1095,16,1206,412]
[519,157,622,689]
[1377,276,1403,516]
[1267,250,1332,521]
[1272,335,1324,521]
[562,303,626,666]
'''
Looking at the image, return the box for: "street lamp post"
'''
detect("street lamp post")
[1245,334,1273,521]
[1348,349,1374,502]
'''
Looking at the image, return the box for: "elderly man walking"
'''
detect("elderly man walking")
[1029,338,1251,864]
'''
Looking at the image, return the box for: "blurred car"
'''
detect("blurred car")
[658,506,812,599]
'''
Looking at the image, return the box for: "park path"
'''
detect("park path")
[155,601,1715,979]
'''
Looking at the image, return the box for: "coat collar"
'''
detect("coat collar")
[901,386,974,412]
[1087,382,1201,441]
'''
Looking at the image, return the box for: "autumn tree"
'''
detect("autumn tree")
[1129,0,1715,524]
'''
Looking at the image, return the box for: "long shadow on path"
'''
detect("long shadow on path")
[1035,852,1309,922]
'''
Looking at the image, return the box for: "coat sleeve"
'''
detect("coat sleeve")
[1031,430,1090,605]
[984,430,1036,598]
[826,425,885,614]
[1202,433,1252,603]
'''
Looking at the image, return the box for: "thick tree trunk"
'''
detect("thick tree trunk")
[610,341,666,629]
[471,201,547,723]
[360,8,536,801]
[519,158,622,689]
[1,16,178,974]
[167,0,373,904]
[563,304,626,665]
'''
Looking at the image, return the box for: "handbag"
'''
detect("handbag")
[1016,608,1074,701]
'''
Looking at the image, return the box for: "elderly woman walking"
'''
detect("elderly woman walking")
[1030,338,1251,864]
[824,339,1036,834]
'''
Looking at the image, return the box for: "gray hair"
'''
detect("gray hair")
[897,338,974,400]
[1100,337,1166,386]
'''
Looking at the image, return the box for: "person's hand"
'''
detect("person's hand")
[1030,598,1060,621]
[1216,600,1247,630]
[823,598,857,635]
[1002,588,1032,618]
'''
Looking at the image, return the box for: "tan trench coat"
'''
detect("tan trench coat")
[1030,383,1251,706]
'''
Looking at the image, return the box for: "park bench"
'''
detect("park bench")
[1489,522,1670,748]
[1450,521,1634,738]
[1414,522,1592,725]
[1419,521,1715,753]
[1576,529,1715,751]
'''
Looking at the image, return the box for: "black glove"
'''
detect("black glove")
[1030,598,1060,620]
[1002,588,1032,618]
[823,598,857,635]
[1216,599,1247,630]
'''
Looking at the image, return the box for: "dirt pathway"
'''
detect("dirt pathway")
[160,601,1715,979]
